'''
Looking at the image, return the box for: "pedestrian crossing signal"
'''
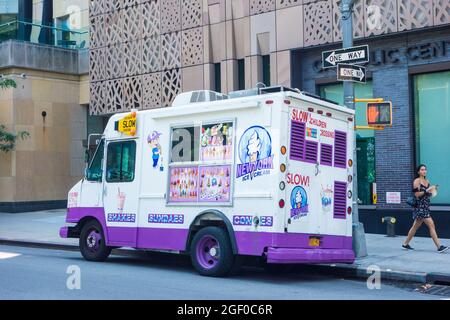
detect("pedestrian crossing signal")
[367,102,392,126]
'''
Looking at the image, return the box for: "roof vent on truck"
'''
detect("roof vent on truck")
[228,84,300,99]
[172,90,229,107]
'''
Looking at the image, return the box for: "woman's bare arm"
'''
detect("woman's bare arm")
[414,179,426,198]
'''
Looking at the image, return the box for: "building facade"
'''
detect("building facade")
[0,0,89,212]
[39,0,449,236]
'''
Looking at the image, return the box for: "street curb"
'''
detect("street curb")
[0,239,79,252]
[0,239,148,258]
[313,263,428,284]
[426,273,450,286]
[0,238,438,284]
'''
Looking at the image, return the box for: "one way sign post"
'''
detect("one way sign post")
[322,45,369,68]
[337,63,366,84]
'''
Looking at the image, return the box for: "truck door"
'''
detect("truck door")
[316,119,351,236]
[286,107,350,236]
[102,139,139,247]
[286,109,320,235]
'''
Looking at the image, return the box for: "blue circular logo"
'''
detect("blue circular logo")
[290,186,308,210]
[238,126,272,163]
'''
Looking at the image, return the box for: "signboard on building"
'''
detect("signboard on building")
[337,64,366,83]
[386,192,401,204]
[322,45,369,68]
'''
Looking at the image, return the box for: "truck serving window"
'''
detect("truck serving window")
[170,126,200,163]
[86,139,104,182]
[106,141,136,183]
[168,121,234,204]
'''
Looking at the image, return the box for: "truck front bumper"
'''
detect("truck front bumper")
[59,226,79,239]
[266,247,355,264]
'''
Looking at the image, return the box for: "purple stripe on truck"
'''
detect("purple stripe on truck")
[66,207,109,242]
[235,231,352,255]
[136,228,189,251]
[64,207,353,262]
[267,247,355,264]
[65,207,189,249]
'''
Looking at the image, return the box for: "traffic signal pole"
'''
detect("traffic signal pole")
[340,0,367,258]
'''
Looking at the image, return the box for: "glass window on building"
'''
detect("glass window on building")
[319,81,376,205]
[0,0,19,41]
[262,55,270,87]
[414,70,450,205]
[214,63,221,92]
[56,15,72,47]
[238,59,245,90]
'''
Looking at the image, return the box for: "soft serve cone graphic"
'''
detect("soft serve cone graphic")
[295,190,302,209]
[247,130,261,162]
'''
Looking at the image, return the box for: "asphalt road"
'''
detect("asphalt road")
[0,245,443,300]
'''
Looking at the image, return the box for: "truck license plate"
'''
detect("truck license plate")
[309,238,321,247]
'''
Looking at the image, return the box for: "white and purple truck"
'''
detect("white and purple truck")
[60,86,355,276]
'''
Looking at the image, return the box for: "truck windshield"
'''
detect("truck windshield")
[86,139,104,182]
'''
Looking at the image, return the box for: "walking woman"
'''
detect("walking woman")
[403,164,448,252]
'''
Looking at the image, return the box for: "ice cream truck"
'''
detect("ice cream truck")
[60,86,356,277]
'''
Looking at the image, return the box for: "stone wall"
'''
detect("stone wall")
[0,69,87,204]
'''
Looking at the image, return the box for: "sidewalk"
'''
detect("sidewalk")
[0,210,449,284]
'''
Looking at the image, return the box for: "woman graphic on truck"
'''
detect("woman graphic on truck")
[148,131,162,168]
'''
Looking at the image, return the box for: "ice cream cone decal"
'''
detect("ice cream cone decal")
[295,190,302,209]
[247,131,261,162]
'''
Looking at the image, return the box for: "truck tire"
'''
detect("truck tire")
[79,220,112,262]
[190,226,235,277]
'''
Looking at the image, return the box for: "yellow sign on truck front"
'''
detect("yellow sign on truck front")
[117,112,137,136]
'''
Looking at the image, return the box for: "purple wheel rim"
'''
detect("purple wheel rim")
[86,228,102,253]
[196,235,220,269]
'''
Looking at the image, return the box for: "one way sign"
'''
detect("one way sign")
[337,63,366,83]
[322,45,369,68]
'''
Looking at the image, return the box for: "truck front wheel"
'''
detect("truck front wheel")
[79,220,112,262]
[190,226,235,277]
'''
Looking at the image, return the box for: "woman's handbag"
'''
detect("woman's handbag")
[406,196,417,207]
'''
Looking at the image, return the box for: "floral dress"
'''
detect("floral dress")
[412,183,431,220]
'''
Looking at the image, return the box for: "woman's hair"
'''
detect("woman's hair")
[416,164,427,178]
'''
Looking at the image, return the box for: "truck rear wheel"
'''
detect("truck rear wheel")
[190,226,235,277]
[79,220,112,262]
